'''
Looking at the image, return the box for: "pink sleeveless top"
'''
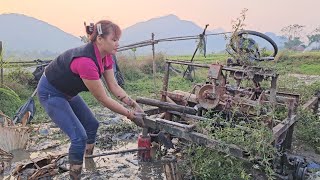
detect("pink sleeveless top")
[70,43,113,80]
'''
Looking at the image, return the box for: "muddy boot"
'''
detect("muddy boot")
[69,164,82,180]
[84,143,95,157]
[84,143,96,171]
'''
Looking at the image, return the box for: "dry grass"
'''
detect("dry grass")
[117,53,166,78]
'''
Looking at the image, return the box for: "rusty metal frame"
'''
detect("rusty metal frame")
[141,98,319,160]
[139,60,320,162]
[142,116,247,159]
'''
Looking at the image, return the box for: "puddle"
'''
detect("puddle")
[64,140,171,179]
[8,149,30,163]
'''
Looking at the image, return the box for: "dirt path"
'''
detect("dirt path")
[288,74,320,85]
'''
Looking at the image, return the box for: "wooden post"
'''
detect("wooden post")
[0,41,3,87]
[152,33,156,75]
[270,75,278,114]
[152,33,156,95]
[161,62,171,102]
[162,155,181,180]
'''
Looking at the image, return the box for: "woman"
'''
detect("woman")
[37,20,144,179]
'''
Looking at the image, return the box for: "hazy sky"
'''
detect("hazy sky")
[1,0,319,37]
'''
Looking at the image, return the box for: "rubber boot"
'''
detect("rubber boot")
[84,143,96,171]
[69,164,82,180]
[84,143,95,157]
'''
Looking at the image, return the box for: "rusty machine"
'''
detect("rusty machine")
[136,30,320,179]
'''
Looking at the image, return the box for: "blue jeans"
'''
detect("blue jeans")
[37,75,99,165]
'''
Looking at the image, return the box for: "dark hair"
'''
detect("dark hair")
[85,20,121,42]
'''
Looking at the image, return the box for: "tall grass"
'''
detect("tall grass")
[117,53,166,77]
[273,51,320,75]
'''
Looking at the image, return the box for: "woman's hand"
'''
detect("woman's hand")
[121,96,144,113]
[133,102,144,113]
[127,110,145,127]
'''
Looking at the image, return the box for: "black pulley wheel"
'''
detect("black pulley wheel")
[229,30,278,61]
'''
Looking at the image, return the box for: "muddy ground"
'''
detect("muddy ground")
[0,107,180,180]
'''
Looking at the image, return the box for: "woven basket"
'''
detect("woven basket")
[0,111,31,152]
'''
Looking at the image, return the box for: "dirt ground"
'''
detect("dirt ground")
[0,107,178,180]
[288,74,320,85]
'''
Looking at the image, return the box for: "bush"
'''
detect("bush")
[295,109,320,153]
[180,146,250,180]
[0,87,21,117]
[4,80,34,100]
[118,61,145,81]
[117,53,166,81]
[1,68,45,122]
[139,53,166,74]
[3,67,36,100]
[7,67,33,86]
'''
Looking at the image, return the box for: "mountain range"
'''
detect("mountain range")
[0,13,286,59]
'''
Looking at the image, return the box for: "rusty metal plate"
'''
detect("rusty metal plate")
[208,64,222,79]
[196,84,220,109]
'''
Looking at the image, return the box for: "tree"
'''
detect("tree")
[281,24,305,41]
[307,27,320,45]
[281,24,305,49]
[284,37,304,49]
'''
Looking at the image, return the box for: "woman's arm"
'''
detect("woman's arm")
[82,79,133,117]
[83,78,144,127]
[103,69,143,111]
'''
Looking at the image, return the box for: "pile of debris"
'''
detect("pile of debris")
[12,153,68,179]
